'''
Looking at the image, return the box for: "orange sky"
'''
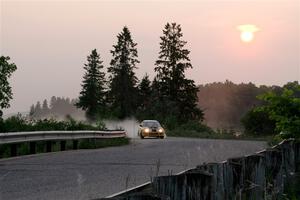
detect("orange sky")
[0,0,299,114]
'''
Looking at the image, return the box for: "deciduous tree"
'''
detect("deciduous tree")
[0,56,17,118]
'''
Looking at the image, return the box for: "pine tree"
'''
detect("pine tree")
[154,23,204,122]
[76,49,107,120]
[42,99,49,116]
[108,26,139,118]
[138,74,152,110]
[29,104,35,117]
[50,96,57,109]
[35,101,42,118]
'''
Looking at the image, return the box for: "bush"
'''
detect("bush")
[0,114,106,132]
[167,121,216,138]
[241,109,277,136]
[1,114,32,132]
[250,83,300,139]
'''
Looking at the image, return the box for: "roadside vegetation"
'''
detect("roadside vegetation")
[0,114,106,132]
[241,81,300,144]
[164,120,274,141]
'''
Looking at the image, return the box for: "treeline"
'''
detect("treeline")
[197,80,282,130]
[28,23,202,127]
[29,97,84,119]
[74,23,202,125]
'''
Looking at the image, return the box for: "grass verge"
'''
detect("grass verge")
[166,121,272,142]
[168,129,273,141]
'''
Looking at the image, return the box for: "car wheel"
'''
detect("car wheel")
[159,136,164,139]
[140,135,144,139]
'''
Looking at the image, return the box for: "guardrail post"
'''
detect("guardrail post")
[10,144,17,157]
[30,142,36,154]
[60,141,66,151]
[73,140,78,150]
[46,141,52,152]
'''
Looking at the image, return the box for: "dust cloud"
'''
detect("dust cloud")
[104,118,140,138]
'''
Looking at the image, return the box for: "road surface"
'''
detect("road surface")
[0,137,267,200]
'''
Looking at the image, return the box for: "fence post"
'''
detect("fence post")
[60,141,66,151]
[73,140,78,150]
[10,143,17,157]
[46,141,52,152]
[30,142,36,154]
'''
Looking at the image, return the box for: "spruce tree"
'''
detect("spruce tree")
[35,101,42,118]
[154,23,204,122]
[76,49,106,120]
[138,74,152,110]
[108,26,139,118]
[42,99,49,116]
[29,104,35,118]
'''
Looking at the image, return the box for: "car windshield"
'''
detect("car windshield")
[142,121,160,127]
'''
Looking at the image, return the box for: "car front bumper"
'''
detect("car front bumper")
[141,131,165,137]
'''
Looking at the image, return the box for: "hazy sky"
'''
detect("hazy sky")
[1,0,299,114]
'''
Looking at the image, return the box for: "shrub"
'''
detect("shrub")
[0,114,106,132]
[241,109,277,136]
[167,121,216,138]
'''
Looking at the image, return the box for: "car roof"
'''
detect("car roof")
[142,120,159,123]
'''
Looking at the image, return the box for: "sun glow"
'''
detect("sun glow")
[237,24,259,43]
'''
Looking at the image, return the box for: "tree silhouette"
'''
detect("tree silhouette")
[154,23,203,122]
[76,49,107,120]
[34,101,42,118]
[108,26,139,118]
[42,99,49,116]
[29,104,35,118]
[138,74,152,111]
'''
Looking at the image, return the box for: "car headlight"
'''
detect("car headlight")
[158,128,164,133]
[144,128,150,133]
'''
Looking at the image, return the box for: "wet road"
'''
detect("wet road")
[0,137,267,200]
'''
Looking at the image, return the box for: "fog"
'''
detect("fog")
[104,118,140,138]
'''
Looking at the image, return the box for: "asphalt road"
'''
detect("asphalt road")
[0,137,267,200]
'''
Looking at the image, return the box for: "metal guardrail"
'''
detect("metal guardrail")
[0,130,127,144]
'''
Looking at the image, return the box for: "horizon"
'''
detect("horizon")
[1,0,299,115]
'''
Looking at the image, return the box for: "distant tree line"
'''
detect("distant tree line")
[29,97,84,119]
[197,80,279,130]
[198,81,300,137]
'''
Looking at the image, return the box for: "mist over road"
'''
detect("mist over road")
[0,137,267,200]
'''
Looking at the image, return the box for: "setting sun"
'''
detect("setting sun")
[241,31,253,42]
[237,24,259,43]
